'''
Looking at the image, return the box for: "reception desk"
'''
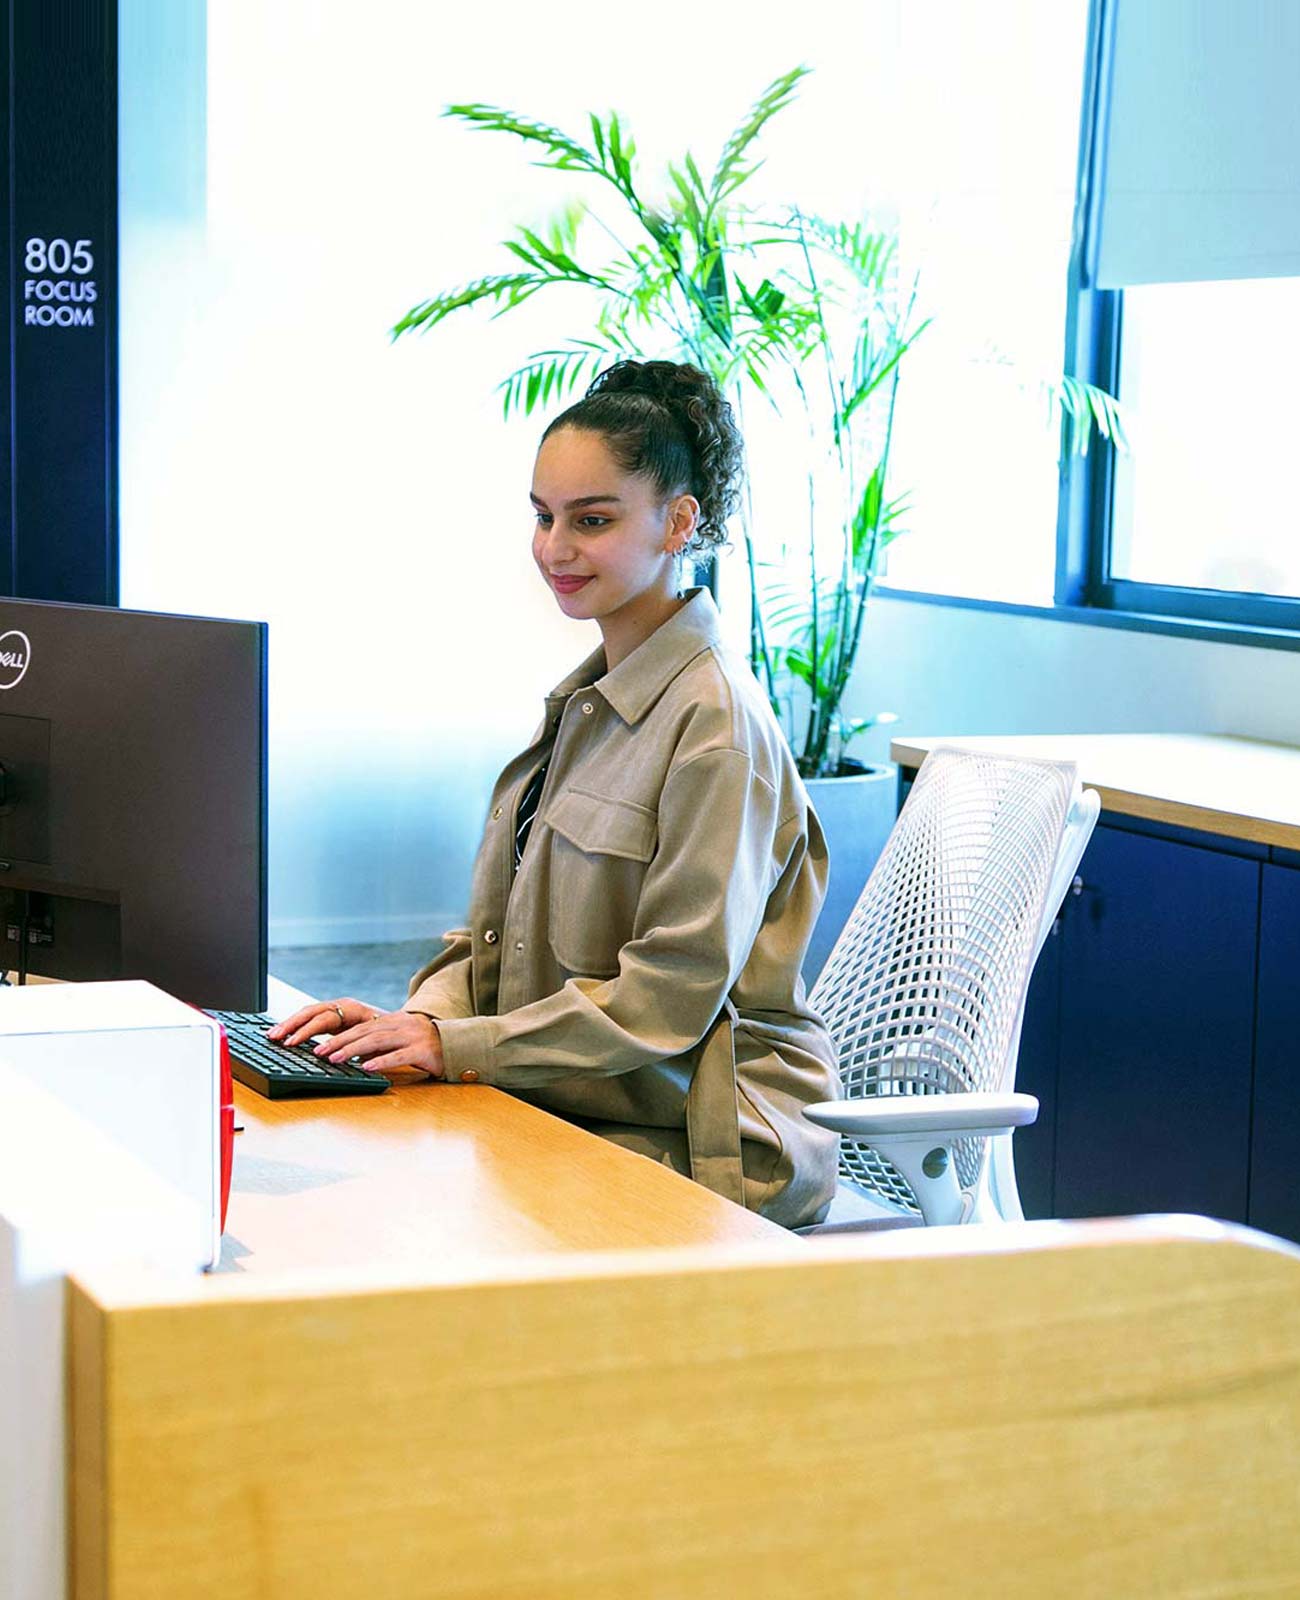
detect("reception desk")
[14,976,1300,1596]
[69,1209,1300,1598]
[67,1065,1300,1600]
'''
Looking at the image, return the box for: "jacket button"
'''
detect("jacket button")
[515,941,524,952]
[491,806,503,820]
[581,701,594,715]
[483,930,499,945]
[458,1069,480,1083]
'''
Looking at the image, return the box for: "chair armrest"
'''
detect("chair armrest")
[803,1091,1039,1140]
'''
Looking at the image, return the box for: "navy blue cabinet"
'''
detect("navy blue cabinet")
[1249,863,1300,1241]
[1051,822,1258,1223]
[1012,927,1061,1221]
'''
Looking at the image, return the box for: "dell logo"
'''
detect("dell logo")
[0,630,31,690]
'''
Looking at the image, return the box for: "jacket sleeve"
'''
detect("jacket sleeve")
[405,930,476,1020]
[418,747,791,1087]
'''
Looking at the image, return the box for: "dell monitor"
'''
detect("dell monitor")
[0,597,267,1010]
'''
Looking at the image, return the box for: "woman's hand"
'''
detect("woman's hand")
[319,1010,444,1079]
[267,996,379,1046]
[267,999,444,1080]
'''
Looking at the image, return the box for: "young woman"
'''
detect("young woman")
[271,360,840,1227]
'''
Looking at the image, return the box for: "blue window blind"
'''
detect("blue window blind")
[1088,0,1300,287]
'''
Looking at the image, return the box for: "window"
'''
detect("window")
[1065,0,1300,634]
[1109,278,1300,609]
[871,1,1091,607]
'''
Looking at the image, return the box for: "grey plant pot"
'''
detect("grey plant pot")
[802,764,898,992]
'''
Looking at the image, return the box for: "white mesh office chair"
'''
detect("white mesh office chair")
[803,746,1100,1227]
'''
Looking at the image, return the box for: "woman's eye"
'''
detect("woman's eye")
[533,512,608,529]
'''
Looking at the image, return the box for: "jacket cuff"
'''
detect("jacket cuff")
[426,1014,498,1085]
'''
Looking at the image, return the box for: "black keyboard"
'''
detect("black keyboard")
[207,1010,389,1099]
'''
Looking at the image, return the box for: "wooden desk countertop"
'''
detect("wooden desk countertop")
[222,1077,787,1275]
[213,976,790,1274]
[890,731,1300,851]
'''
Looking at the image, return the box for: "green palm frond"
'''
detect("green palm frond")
[542,199,588,258]
[445,103,599,173]
[708,66,812,218]
[1054,374,1129,456]
[445,103,647,210]
[497,344,612,418]
[760,573,843,631]
[837,315,931,441]
[791,214,896,291]
[391,272,547,338]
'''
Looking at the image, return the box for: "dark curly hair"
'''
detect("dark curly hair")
[540,359,744,552]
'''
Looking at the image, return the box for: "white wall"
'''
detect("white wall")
[117,0,906,948]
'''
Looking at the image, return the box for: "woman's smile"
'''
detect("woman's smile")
[550,573,595,594]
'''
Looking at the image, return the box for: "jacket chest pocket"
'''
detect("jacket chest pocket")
[545,787,658,977]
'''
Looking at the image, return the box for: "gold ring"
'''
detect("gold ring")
[331,1003,345,1025]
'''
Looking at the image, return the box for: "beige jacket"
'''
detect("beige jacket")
[403,588,840,1228]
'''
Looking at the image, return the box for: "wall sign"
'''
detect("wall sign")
[2,0,118,605]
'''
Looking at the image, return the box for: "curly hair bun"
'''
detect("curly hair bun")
[542,358,745,550]
[588,358,711,408]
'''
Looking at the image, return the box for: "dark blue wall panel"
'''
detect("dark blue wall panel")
[3,0,117,604]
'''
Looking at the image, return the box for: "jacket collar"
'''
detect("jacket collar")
[545,587,722,725]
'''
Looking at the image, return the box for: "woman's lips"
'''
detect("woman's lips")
[551,575,594,594]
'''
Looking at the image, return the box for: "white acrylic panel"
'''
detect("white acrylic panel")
[0,1069,201,1600]
[0,981,221,1268]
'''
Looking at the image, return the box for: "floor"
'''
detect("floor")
[268,939,434,1013]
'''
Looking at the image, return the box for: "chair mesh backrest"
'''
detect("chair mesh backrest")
[810,747,1077,1211]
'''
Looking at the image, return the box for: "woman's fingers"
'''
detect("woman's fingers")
[359,1049,436,1079]
[265,1004,318,1039]
[323,1023,396,1060]
[316,1015,390,1058]
[269,1005,341,1045]
[320,1014,443,1076]
[270,997,379,1047]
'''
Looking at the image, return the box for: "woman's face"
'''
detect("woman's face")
[530,427,696,633]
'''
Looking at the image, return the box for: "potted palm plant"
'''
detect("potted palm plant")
[393,66,1123,980]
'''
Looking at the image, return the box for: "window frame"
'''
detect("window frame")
[1056,0,1300,637]
[876,0,1300,648]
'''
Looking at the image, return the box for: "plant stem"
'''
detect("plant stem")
[802,461,820,766]
[734,389,778,711]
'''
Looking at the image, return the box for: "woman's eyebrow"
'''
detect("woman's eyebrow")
[529,492,624,509]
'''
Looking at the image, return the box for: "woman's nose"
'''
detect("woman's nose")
[542,522,576,565]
